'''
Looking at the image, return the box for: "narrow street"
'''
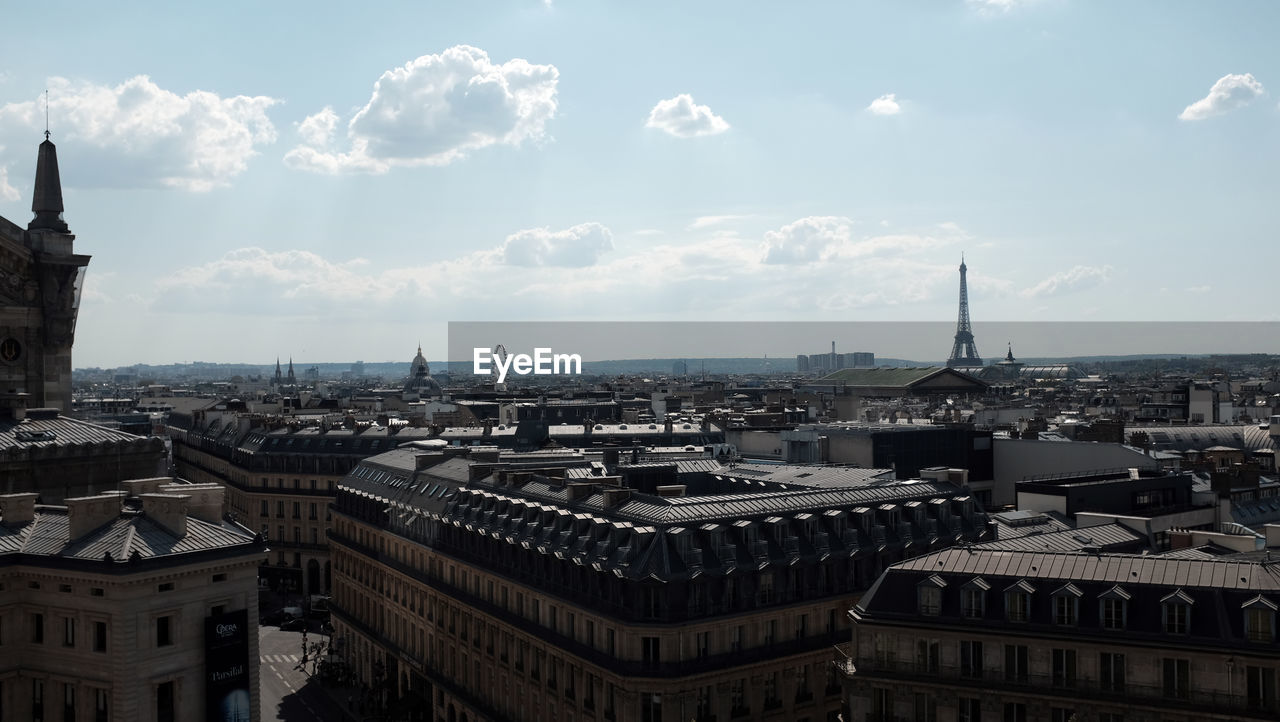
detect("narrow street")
[259,624,353,721]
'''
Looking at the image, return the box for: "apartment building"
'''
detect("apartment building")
[840,547,1280,722]
[0,482,265,721]
[328,446,991,721]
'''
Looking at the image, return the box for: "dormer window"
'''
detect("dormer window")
[1161,589,1194,635]
[1243,595,1277,643]
[1098,585,1131,631]
[961,578,990,620]
[917,575,946,616]
[1052,583,1082,626]
[1004,580,1034,623]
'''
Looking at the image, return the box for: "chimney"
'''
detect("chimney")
[0,492,38,526]
[602,487,633,508]
[603,448,620,473]
[0,392,29,421]
[664,418,674,435]
[139,493,191,538]
[121,478,166,497]
[66,493,126,541]
[159,483,223,524]
[566,482,594,501]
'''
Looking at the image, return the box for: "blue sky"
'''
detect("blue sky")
[1,0,1278,367]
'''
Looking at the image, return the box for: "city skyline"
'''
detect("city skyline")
[2,1,1278,368]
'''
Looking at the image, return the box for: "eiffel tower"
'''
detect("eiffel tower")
[947,255,982,368]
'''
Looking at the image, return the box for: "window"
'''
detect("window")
[917,575,945,616]
[641,636,660,668]
[260,500,269,517]
[276,501,284,518]
[1162,658,1190,699]
[33,679,44,722]
[1005,581,1033,622]
[309,503,317,520]
[1004,644,1028,683]
[959,640,983,679]
[1051,648,1076,688]
[32,613,44,643]
[1161,590,1193,634]
[158,582,174,592]
[1101,593,1128,630]
[157,681,175,722]
[157,616,173,647]
[1052,584,1081,626]
[730,625,742,653]
[95,688,109,722]
[958,697,982,722]
[1247,665,1276,711]
[1002,703,1026,722]
[63,683,75,722]
[871,687,892,720]
[914,693,937,722]
[695,631,709,658]
[763,619,776,645]
[63,617,75,647]
[730,679,747,718]
[90,587,104,597]
[1244,596,1277,643]
[916,638,939,673]
[212,573,227,583]
[1100,652,1126,692]
[1050,709,1074,722]
[962,578,989,619]
[763,672,780,709]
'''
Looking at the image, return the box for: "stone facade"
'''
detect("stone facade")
[0,137,91,413]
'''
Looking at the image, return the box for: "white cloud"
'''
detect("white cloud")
[0,165,17,202]
[1019,265,1112,298]
[967,0,1033,13]
[0,76,277,191]
[688,214,755,230]
[497,223,614,267]
[1179,73,1264,121]
[761,217,961,265]
[285,46,559,174]
[867,94,902,116]
[645,94,730,138]
[149,218,992,323]
[1186,285,1212,294]
[762,216,853,264]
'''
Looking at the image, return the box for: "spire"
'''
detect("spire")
[29,134,68,233]
[1006,343,1015,362]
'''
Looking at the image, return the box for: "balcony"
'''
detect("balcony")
[841,658,1280,717]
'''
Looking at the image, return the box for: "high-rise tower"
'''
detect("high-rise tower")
[946,256,982,368]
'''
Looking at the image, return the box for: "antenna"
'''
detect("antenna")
[44,89,50,140]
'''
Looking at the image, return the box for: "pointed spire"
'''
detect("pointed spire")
[30,134,68,233]
[1006,343,1015,362]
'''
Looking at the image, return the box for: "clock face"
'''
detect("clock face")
[0,338,20,363]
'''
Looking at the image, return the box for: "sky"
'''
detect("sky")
[1,0,1278,368]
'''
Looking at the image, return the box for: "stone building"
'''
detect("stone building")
[0,134,92,413]
[840,547,1280,721]
[0,394,167,504]
[328,447,991,721]
[0,481,265,721]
